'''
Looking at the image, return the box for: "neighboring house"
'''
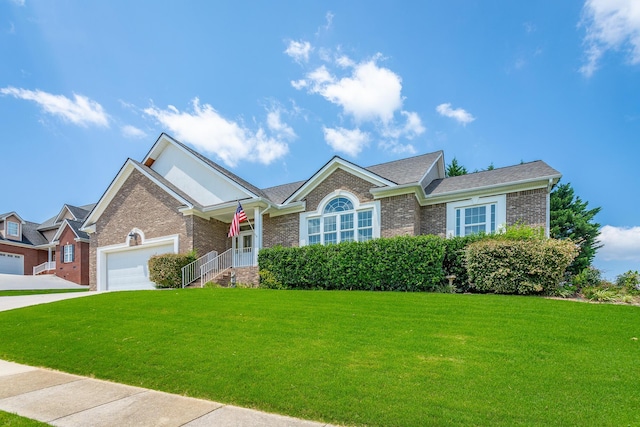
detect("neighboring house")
[0,204,94,285]
[82,133,561,291]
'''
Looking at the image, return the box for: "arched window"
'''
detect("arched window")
[306,195,374,245]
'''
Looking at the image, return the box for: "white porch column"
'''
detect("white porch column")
[47,247,52,263]
[253,207,262,266]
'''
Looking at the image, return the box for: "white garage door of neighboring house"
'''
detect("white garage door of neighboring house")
[0,252,24,275]
[105,244,174,290]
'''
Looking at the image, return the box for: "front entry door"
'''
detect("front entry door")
[234,231,253,267]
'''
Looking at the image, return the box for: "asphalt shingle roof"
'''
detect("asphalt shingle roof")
[0,221,48,246]
[261,181,306,205]
[424,161,561,195]
[365,151,442,185]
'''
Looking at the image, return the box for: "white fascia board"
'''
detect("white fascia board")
[51,220,73,242]
[370,183,424,199]
[34,242,56,249]
[417,151,444,187]
[420,175,561,205]
[0,212,26,224]
[81,159,194,230]
[266,201,306,218]
[284,158,396,204]
[53,205,76,224]
[149,133,260,200]
[74,238,90,243]
[82,224,96,234]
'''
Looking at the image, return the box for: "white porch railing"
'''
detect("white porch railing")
[181,250,218,288]
[201,249,233,286]
[33,261,56,275]
[199,248,256,286]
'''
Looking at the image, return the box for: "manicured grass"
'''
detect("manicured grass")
[0,289,88,297]
[0,289,638,426]
[0,410,50,426]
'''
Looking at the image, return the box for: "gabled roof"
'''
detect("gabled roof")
[38,203,95,231]
[365,151,443,185]
[424,161,561,196]
[144,133,269,200]
[82,158,197,228]
[283,156,398,204]
[0,212,25,224]
[261,181,306,205]
[51,219,90,242]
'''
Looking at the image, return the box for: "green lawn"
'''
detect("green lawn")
[0,410,50,426]
[0,289,88,297]
[0,289,638,426]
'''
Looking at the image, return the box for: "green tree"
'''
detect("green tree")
[446,157,468,177]
[550,182,602,275]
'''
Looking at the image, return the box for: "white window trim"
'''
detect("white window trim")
[63,244,74,263]
[446,194,506,237]
[299,191,380,246]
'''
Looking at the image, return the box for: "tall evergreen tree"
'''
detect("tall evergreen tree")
[550,182,602,275]
[446,157,468,177]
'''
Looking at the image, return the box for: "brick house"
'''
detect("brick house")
[82,133,561,291]
[0,204,94,285]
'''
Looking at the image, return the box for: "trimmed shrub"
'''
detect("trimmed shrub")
[465,238,577,295]
[148,251,197,288]
[616,270,640,295]
[258,235,446,292]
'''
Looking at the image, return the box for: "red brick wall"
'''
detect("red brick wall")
[380,194,420,237]
[506,188,547,228]
[420,203,446,237]
[0,243,47,275]
[56,225,89,285]
[263,213,299,248]
[305,168,376,211]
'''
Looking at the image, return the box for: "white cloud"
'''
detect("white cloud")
[436,103,476,125]
[144,98,290,167]
[267,109,296,140]
[284,40,312,64]
[380,110,425,140]
[598,225,640,262]
[580,0,640,77]
[121,125,147,139]
[307,59,403,124]
[0,86,109,127]
[291,79,308,90]
[323,126,370,157]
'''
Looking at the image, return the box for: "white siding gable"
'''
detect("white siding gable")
[151,143,250,206]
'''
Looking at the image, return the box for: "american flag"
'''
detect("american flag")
[228,202,248,237]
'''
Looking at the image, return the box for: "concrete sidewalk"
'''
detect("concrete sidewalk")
[0,360,336,427]
[0,274,88,291]
[0,291,95,312]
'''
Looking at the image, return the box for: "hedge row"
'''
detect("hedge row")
[466,238,577,294]
[148,252,197,288]
[258,235,446,291]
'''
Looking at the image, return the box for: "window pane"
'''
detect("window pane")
[324,197,354,213]
[324,232,337,244]
[341,213,354,230]
[358,228,373,242]
[455,209,460,236]
[357,211,372,228]
[341,230,354,242]
[309,235,321,245]
[324,216,336,232]
[308,218,320,235]
[7,222,18,236]
[465,225,485,235]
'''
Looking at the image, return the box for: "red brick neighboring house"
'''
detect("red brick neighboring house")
[82,133,561,291]
[0,204,94,285]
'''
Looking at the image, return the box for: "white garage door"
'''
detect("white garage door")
[105,244,174,290]
[0,252,24,275]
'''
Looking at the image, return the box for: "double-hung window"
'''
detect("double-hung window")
[63,244,74,263]
[305,196,376,245]
[446,195,506,237]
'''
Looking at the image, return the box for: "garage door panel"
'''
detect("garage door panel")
[105,244,174,290]
[0,252,24,275]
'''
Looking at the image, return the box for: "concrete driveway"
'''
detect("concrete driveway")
[0,274,88,291]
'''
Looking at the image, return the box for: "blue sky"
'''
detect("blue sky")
[1,0,639,278]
